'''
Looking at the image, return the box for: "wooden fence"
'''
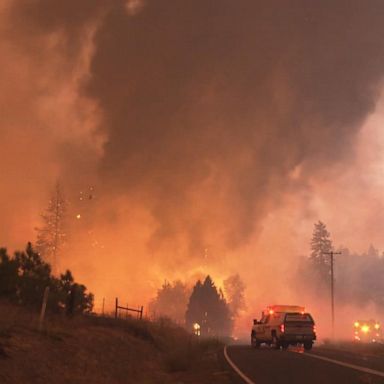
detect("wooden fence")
[114,297,143,320]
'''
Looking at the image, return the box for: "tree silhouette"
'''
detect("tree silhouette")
[185,276,232,337]
[35,183,67,274]
[57,270,94,315]
[310,221,333,281]
[149,280,190,324]
[15,242,52,307]
[0,242,93,314]
[224,274,246,317]
[0,248,18,298]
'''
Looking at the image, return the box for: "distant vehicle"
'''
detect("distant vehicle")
[353,320,382,343]
[251,305,316,351]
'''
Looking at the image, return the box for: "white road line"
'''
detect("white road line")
[223,346,256,384]
[300,352,384,378]
[224,345,384,382]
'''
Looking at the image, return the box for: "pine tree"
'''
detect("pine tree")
[58,270,94,315]
[15,242,52,307]
[1,242,93,313]
[310,221,333,279]
[185,276,232,337]
[35,183,67,274]
[367,244,379,258]
[0,248,19,298]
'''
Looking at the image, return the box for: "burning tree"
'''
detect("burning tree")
[224,273,246,317]
[35,183,67,274]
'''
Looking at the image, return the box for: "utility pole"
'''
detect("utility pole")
[323,251,341,339]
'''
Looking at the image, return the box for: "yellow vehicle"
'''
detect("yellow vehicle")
[353,320,382,343]
[251,305,316,350]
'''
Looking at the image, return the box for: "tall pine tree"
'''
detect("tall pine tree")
[310,221,333,280]
[185,276,232,337]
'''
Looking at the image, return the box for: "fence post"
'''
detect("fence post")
[115,297,118,319]
[38,286,50,332]
[140,306,143,320]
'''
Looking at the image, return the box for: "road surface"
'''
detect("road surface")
[224,345,384,384]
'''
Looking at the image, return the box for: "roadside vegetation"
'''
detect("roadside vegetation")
[0,242,234,383]
[0,243,93,314]
[0,300,231,384]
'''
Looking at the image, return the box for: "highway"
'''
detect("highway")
[224,345,384,384]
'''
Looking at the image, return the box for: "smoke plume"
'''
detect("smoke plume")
[2,1,384,322]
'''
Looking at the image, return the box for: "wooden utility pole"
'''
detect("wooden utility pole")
[323,251,341,339]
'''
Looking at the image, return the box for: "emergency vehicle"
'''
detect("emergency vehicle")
[353,320,382,343]
[251,305,316,350]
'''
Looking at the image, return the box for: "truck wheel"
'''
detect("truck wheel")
[304,342,313,351]
[251,334,260,348]
[272,334,280,350]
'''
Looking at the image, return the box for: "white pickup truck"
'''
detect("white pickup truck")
[251,305,316,350]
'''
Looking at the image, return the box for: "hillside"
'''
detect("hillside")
[0,301,232,383]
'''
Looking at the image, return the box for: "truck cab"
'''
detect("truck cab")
[251,305,316,350]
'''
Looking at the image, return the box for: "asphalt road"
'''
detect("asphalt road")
[225,345,384,384]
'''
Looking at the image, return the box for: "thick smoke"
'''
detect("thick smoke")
[85,0,384,256]
[3,1,384,320]
[0,0,105,249]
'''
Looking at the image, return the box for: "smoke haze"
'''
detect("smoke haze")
[2,0,384,333]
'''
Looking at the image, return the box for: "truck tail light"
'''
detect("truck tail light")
[280,324,285,333]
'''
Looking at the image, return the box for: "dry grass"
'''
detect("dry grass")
[0,300,231,384]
